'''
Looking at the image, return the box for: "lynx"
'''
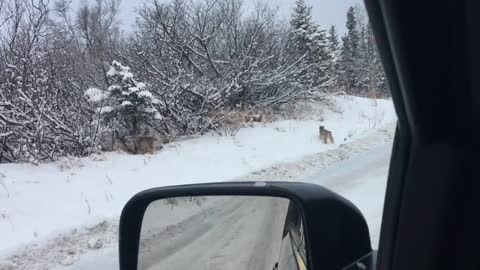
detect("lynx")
[244,114,263,122]
[134,136,158,154]
[319,126,334,144]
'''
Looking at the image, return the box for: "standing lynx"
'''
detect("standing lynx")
[319,126,334,144]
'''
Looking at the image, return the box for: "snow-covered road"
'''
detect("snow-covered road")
[59,197,290,270]
[59,142,391,270]
[139,197,289,270]
[302,142,391,247]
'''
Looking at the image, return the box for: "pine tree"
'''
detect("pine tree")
[338,6,362,94]
[337,6,389,97]
[290,0,314,54]
[357,23,369,94]
[326,25,340,90]
[289,0,331,90]
[365,23,389,97]
[328,25,340,60]
[85,61,162,151]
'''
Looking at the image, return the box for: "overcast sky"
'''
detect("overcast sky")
[114,0,362,35]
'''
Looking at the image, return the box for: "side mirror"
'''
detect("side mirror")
[119,182,374,270]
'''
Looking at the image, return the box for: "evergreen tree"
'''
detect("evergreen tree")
[289,0,331,90]
[357,23,369,94]
[328,25,340,60]
[85,61,161,150]
[338,6,362,94]
[338,6,389,97]
[365,24,389,97]
[290,0,314,54]
[325,25,340,90]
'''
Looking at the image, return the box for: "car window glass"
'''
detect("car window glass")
[0,0,395,269]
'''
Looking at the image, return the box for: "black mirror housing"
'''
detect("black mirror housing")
[119,181,373,270]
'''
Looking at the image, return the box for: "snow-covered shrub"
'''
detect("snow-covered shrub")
[0,0,386,163]
[85,61,162,153]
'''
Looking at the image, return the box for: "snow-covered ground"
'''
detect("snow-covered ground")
[0,95,396,269]
[38,141,392,270]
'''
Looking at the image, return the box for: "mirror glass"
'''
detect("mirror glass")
[138,196,307,270]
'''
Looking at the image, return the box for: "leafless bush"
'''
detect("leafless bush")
[0,0,334,163]
[0,0,121,163]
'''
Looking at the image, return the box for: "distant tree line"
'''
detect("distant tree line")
[0,0,388,163]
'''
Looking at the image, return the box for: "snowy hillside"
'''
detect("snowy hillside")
[0,96,395,262]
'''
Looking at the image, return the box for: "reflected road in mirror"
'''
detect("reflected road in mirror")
[139,196,306,270]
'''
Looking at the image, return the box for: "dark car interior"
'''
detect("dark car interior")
[365,0,478,269]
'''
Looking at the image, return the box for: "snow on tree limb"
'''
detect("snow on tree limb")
[85,88,110,102]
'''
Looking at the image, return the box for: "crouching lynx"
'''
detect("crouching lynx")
[319,126,334,144]
[135,136,159,154]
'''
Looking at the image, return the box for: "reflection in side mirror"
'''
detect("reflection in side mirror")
[138,196,306,270]
[120,182,373,270]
